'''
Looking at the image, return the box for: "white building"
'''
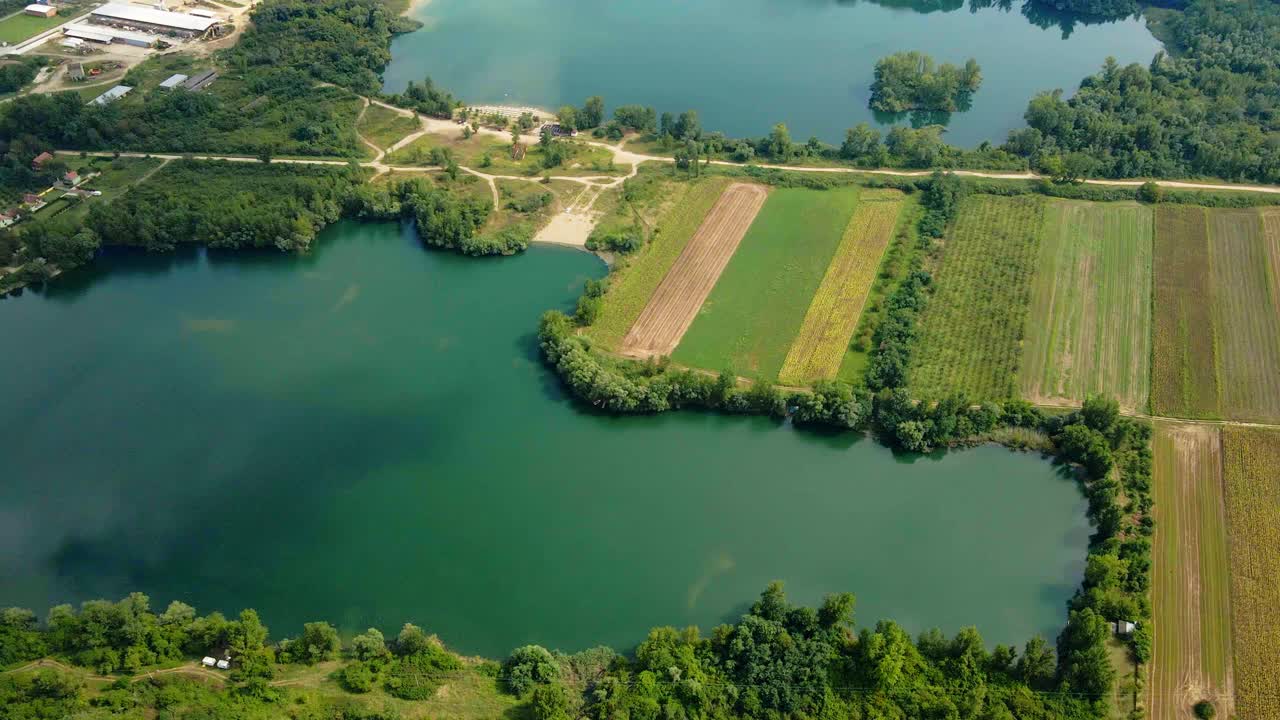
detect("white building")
[159,73,188,89]
[64,23,158,48]
[90,85,132,106]
[216,659,230,670]
[24,4,57,18]
[200,656,217,668]
[90,3,218,38]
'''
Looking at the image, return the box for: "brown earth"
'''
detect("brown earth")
[619,183,767,359]
[1150,422,1235,720]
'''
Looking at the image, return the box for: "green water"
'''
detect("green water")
[0,222,1089,656]
[384,0,1162,147]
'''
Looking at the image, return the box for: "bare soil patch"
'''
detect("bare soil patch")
[619,183,767,358]
[1151,422,1235,720]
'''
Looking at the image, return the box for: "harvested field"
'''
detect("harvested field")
[1207,209,1280,423]
[1150,422,1234,720]
[672,187,860,379]
[1222,427,1280,720]
[586,177,733,349]
[778,190,904,385]
[1152,206,1220,419]
[909,195,1045,400]
[619,183,768,358]
[1021,201,1153,412]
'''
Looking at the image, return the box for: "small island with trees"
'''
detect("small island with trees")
[869,51,982,113]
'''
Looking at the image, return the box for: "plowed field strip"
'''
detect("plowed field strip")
[1150,422,1234,720]
[778,192,903,384]
[620,183,767,358]
[1152,206,1221,419]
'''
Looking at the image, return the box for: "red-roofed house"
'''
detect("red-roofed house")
[31,152,54,170]
[64,171,81,187]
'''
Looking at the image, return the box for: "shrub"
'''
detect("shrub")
[341,661,375,693]
[1193,700,1216,719]
[501,645,559,696]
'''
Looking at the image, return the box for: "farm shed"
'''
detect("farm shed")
[64,24,157,47]
[182,69,216,91]
[66,63,84,81]
[90,3,217,38]
[158,73,188,89]
[90,85,132,106]
[1113,620,1136,635]
[31,151,53,169]
[24,4,56,18]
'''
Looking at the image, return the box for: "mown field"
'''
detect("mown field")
[1151,206,1220,419]
[671,187,860,380]
[585,176,733,349]
[1150,423,1234,720]
[909,194,1045,400]
[358,104,420,150]
[778,190,904,386]
[1221,427,1280,720]
[385,131,621,178]
[1206,209,1280,424]
[1020,200,1153,412]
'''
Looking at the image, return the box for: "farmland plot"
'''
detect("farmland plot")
[909,195,1045,400]
[586,177,733,349]
[672,187,860,380]
[1207,210,1280,423]
[1150,423,1234,720]
[1222,427,1280,720]
[1020,201,1152,412]
[1151,206,1220,419]
[778,190,904,385]
[620,183,768,358]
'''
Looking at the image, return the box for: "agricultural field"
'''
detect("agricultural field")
[585,176,734,349]
[778,190,904,385]
[671,187,861,380]
[1206,209,1280,424]
[0,11,65,44]
[1221,427,1280,720]
[1151,206,1220,419]
[1150,422,1234,720]
[620,183,768,359]
[908,194,1045,400]
[1020,200,1153,412]
[358,104,420,150]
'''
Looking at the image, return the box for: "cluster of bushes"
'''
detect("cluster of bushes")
[870,51,982,113]
[88,161,361,252]
[349,178,536,256]
[382,76,457,118]
[0,57,45,95]
[584,226,642,254]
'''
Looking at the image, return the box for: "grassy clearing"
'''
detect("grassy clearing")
[0,12,65,44]
[671,187,861,380]
[358,104,420,150]
[1150,422,1234,720]
[778,190,904,385]
[1222,427,1280,720]
[909,194,1045,400]
[585,176,733,349]
[386,130,622,178]
[1206,209,1280,423]
[1020,200,1153,412]
[1151,206,1221,418]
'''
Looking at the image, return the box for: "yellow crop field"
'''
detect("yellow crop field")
[1222,427,1280,720]
[778,190,904,385]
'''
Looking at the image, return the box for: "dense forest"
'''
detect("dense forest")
[1,578,1126,719]
[869,52,982,113]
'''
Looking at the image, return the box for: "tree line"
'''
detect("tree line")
[870,52,982,113]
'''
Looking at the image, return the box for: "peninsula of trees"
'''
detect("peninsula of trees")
[869,52,982,113]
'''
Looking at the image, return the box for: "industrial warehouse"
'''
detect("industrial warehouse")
[88,4,220,38]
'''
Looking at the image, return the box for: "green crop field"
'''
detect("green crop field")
[0,11,65,44]
[672,187,860,380]
[1207,209,1280,424]
[1152,206,1221,419]
[1223,427,1280,720]
[1150,422,1234,720]
[909,194,1045,400]
[778,190,904,386]
[1021,200,1153,412]
[586,176,733,349]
